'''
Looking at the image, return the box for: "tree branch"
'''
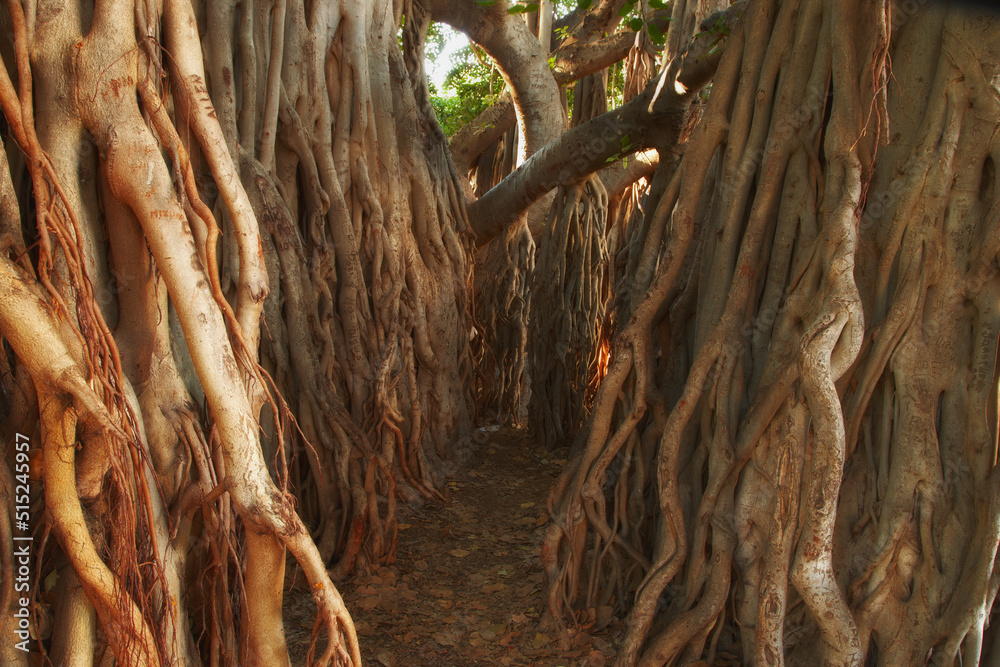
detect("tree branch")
[466,75,687,246]
[467,2,743,246]
[422,0,564,159]
[449,26,638,175]
[599,147,659,199]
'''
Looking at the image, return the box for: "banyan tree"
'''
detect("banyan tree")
[1,0,999,665]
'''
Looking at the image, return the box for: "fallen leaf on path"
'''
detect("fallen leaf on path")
[432,631,456,646]
[596,605,614,630]
[516,583,536,596]
[358,595,380,612]
[498,630,520,646]
[449,548,471,558]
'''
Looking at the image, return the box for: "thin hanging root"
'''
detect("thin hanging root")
[540,0,956,664]
[529,175,609,449]
[38,402,160,667]
[160,0,269,347]
[792,312,862,666]
[101,113,360,667]
[0,250,169,664]
[0,4,174,660]
[787,4,866,661]
[57,2,363,660]
[0,0,474,661]
[135,77,258,372]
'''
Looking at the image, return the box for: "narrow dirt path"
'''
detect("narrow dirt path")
[285,426,618,666]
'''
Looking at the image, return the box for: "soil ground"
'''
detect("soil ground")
[285,426,620,666]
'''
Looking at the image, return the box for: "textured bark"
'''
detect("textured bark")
[0,0,471,663]
[449,29,637,178]
[3,1,998,666]
[527,176,610,449]
[424,0,565,163]
[543,2,1000,667]
[467,1,740,246]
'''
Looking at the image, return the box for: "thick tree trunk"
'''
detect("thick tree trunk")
[543,1,1000,666]
[0,0,471,663]
[3,0,998,665]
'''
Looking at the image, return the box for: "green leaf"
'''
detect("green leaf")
[648,23,664,45]
[649,0,667,8]
[628,17,644,32]
[707,15,730,35]
[475,0,498,5]
[508,2,538,14]
[618,0,637,17]
[577,0,592,8]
